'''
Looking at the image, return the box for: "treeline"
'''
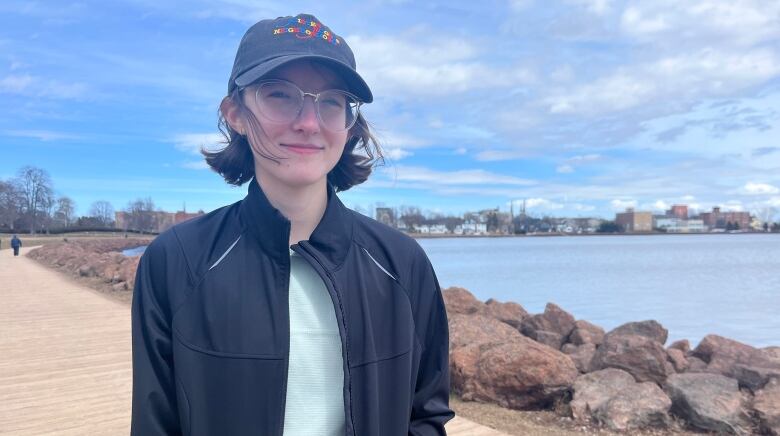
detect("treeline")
[0,166,160,235]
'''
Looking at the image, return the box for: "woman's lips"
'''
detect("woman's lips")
[281,143,324,155]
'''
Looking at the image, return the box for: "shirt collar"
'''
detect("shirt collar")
[238,178,353,268]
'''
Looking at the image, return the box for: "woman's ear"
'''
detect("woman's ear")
[220,96,245,135]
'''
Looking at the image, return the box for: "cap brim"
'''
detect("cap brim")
[233,54,373,103]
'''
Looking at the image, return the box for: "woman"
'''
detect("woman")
[131,14,453,436]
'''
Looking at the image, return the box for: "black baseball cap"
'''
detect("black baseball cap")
[228,13,373,103]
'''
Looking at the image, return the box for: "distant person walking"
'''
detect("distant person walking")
[11,235,21,256]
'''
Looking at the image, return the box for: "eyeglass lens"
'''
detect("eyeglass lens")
[255,81,359,131]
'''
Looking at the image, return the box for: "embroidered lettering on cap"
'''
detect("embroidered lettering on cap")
[272,17,341,45]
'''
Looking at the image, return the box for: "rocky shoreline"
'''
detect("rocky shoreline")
[27,239,146,303]
[27,240,780,434]
[444,287,780,435]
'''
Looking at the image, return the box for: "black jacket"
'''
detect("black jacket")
[131,180,453,435]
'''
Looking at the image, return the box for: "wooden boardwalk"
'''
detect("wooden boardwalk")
[0,248,507,435]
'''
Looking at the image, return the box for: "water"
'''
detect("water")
[122,246,147,257]
[417,234,780,348]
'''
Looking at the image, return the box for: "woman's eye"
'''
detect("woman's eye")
[322,97,344,108]
[268,90,292,99]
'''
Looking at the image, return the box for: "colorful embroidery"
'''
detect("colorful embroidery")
[272,16,342,45]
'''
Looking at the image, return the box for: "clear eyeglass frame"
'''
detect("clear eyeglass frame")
[247,79,362,133]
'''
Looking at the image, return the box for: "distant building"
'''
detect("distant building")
[654,217,705,233]
[375,207,395,227]
[456,222,488,235]
[666,205,689,219]
[115,209,205,233]
[699,207,751,230]
[615,208,653,232]
[417,224,448,234]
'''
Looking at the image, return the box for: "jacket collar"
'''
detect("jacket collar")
[238,179,353,268]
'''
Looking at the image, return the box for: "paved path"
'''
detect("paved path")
[0,248,507,435]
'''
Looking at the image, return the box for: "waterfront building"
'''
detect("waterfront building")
[115,209,204,233]
[417,224,448,234]
[699,207,751,230]
[666,205,689,219]
[654,217,705,233]
[615,208,653,232]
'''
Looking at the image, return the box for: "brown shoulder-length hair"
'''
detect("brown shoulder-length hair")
[203,86,383,192]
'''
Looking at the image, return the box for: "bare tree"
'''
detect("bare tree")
[89,200,115,227]
[126,197,157,233]
[14,166,54,234]
[53,196,77,228]
[0,180,24,230]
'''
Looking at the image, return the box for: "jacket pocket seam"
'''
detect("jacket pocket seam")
[350,347,412,369]
[173,328,283,360]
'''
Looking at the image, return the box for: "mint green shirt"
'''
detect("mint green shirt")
[283,250,345,435]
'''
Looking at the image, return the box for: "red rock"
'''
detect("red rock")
[28,238,148,293]
[669,339,691,354]
[667,348,689,373]
[568,320,605,346]
[608,320,668,344]
[692,334,757,375]
[442,287,484,315]
[520,303,576,350]
[664,372,751,434]
[448,314,523,350]
[691,335,780,390]
[754,378,780,436]
[571,368,636,420]
[593,332,672,384]
[686,356,707,373]
[482,298,528,329]
[451,335,578,410]
[563,343,598,374]
[594,382,671,431]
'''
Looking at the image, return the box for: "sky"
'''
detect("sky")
[2,0,780,220]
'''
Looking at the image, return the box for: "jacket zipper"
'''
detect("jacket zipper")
[278,224,292,436]
[291,242,355,436]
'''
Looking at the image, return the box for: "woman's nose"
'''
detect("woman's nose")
[292,97,320,133]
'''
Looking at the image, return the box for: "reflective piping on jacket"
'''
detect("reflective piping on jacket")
[208,235,241,270]
[361,247,397,281]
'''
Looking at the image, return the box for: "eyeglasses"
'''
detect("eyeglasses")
[249,79,362,132]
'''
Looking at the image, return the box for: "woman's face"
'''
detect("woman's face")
[238,60,350,191]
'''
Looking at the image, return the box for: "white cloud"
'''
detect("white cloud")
[475,149,532,161]
[182,160,209,170]
[645,200,669,211]
[544,48,780,116]
[619,1,780,47]
[0,74,33,92]
[575,0,613,15]
[721,201,744,212]
[454,147,468,155]
[384,165,536,186]
[5,130,82,141]
[348,34,535,96]
[743,182,779,195]
[611,199,637,210]
[376,131,429,149]
[384,147,412,160]
[556,165,574,173]
[0,74,88,100]
[525,198,565,210]
[173,133,224,154]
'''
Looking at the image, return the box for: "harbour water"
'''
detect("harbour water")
[418,233,780,348]
[121,234,779,347]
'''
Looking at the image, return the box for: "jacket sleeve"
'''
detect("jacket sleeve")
[408,249,455,435]
[131,241,182,435]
